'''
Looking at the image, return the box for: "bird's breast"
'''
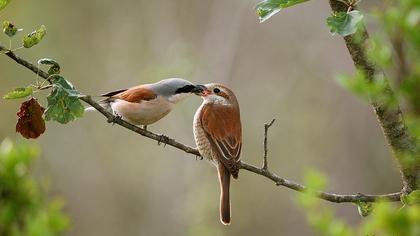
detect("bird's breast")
[193,105,217,165]
[110,96,173,125]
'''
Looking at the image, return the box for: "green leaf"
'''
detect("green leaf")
[48,75,79,96]
[303,169,327,190]
[44,76,84,124]
[2,20,21,37]
[297,169,327,208]
[367,36,392,68]
[362,201,418,236]
[401,190,420,205]
[405,116,420,140]
[0,0,11,11]
[3,87,33,99]
[38,58,61,75]
[256,0,309,23]
[23,25,46,48]
[356,202,374,217]
[326,10,364,36]
[0,139,70,235]
[336,70,388,101]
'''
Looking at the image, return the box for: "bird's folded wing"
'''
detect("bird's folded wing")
[101,85,157,103]
[200,105,242,177]
[101,88,128,97]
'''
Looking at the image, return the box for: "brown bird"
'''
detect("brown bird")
[193,83,242,225]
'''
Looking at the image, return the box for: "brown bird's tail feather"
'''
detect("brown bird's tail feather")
[218,164,231,225]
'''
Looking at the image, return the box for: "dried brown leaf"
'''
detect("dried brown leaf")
[16,98,46,139]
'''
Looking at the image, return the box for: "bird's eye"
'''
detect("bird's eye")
[213,88,220,94]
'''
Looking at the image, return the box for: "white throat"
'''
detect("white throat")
[167,93,189,103]
[203,94,229,106]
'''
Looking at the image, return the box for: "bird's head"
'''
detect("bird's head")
[193,83,239,107]
[151,78,202,103]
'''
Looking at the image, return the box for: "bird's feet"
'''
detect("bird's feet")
[107,114,122,125]
[142,125,148,130]
[157,134,170,146]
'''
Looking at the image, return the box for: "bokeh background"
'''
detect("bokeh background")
[0,0,401,235]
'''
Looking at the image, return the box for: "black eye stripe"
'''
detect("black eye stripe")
[175,85,195,94]
[213,88,220,93]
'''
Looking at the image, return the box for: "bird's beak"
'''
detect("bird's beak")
[192,85,210,96]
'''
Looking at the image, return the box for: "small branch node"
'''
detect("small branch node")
[265,118,276,129]
[107,114,122,124]
[356,192,367,198]
[157,134,170,146]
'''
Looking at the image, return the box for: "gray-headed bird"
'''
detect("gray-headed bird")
[87,78,201,127]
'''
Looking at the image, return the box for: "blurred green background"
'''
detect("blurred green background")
[0,0,401,235]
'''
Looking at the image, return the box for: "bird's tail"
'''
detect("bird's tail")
[217,164,231,225]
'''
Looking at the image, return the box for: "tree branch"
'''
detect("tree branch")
[241,161,401,202]
[0,45,402,203]
[329,0,420,193]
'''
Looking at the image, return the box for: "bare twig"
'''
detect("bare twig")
[262,119,275,170]
[38,84,53,90]
[0,44,403,203]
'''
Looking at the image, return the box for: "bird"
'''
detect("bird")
[86,78,202,128]
[193,83,242,225]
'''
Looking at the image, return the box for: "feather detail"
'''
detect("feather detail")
[200,103,241,178]
[101,88,128,97]
[101,85,157,103]
[218,163,231,225]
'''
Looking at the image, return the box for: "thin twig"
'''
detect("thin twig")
[0,44,403,203]
[262,119,275,170]
[38,84,53,90]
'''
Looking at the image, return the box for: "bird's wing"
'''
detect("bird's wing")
[101,88,128,97]
[200,104,242,178]
[101,85,157,103]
